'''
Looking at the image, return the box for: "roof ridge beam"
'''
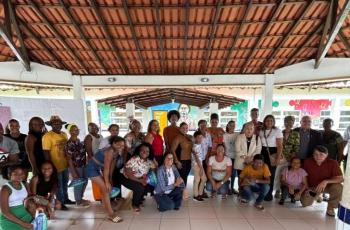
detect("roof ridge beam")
[314,0,350,68]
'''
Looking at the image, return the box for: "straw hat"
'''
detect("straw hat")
[45,115,67,126]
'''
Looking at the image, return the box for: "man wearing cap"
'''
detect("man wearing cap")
[163,110,181,153]
[42,116,73,210]
[0,122,19,165]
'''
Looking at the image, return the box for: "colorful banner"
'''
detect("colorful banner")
[152,110,168,137]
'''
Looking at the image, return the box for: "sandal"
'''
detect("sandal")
[254,204,265,211]
[240,198,248,204]
[108,214,123,223]
[133,206,141,213]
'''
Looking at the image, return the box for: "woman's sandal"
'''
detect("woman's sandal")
[108,214,123,223]
[254,204,265,211]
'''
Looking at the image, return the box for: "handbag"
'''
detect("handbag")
[264,130,286,167]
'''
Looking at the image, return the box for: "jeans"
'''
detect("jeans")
[280,185,300,200]
[120,174,154,207]
[155,187,183,212]
[72,167,88,203]
[56,168,69,204]
[242,183,270,205]
[230,158,237,190]
[112,167,123,199]
[206,180,230,195]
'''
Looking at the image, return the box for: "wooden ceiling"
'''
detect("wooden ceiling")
[97,88,245,108]
[0,0,349,75]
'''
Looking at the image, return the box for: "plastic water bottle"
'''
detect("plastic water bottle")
[32,209,48,230]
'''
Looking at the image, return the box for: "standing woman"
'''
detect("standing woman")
[5,119,30,180]
[0,165,33,229]
[163,110,181,153]
[234,122,262,177]
[84,122,102,160]
[25,117,46,176]
[259,115,283,201]
[223,120,239,195]
[85,136,125,223]
[145,120,164,166]
[99,124,119,149]
[171,122,193,186]
[207,113,225,156]
[125,119,145,158]
[65,124,90,207]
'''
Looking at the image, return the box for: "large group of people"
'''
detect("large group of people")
[0,107,348,228]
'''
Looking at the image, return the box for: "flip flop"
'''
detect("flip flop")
[254,204,265,211]
[108,214,123,223]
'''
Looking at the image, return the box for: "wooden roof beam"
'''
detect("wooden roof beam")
[89,0,128,74]
[0,0,30,71]
[261,0,317,73]
[122,0,148,74]
[59,0,107,74]
[241,0,286,73]
[221,0,253,73]
[315,0,350,68]
[338,30,350,54]
[153,0,166,74]
[182,0,190,74]
[201,0,223,74]
[18,19,68,70]
[284,23,323,66]
[28,0,87,73]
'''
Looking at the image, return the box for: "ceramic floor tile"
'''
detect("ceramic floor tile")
[219,218,253,230]
[303,218,337,230]
[66,219,103,230]
[160,219,190,230]
[247,219,284,230]
[189,206,217,219]
[214,207,245,218]
[161,207,190,219]
[277,219,317,230]
[97,218,133,230]
[190,219,221,230]
[48,219,74,230]
[128,219,161,230]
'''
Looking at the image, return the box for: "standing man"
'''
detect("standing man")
[0,123,19,165]
[294,116,322,160]
[241,108,263,136]
[42,116,73,210]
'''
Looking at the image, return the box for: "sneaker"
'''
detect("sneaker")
[60,204,69,211]
[193,196,204,202]
[65,199,75,205]
[326,208,335,217]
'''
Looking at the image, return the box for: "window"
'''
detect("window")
[339,110,350,131]
[220,111,237,128]
[319,110,331,129]
[272,110,301,129]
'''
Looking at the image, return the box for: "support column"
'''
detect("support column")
[337,158,350,229]
[261,74,274,118]
[126,102,135,121]
[72,75,87,137]
[209,102,219,115]
[90,99,99,125]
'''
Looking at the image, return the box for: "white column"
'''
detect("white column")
[126,102,135,120]
[261,74,274,118]
[90,99,99,125]
[337,158,350,229]
[72,75,87,137]
[209,102,219,115]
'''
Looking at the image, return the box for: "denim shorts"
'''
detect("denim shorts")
[85,160,101,178]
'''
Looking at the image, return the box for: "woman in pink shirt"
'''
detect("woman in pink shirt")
[279,157,308,205]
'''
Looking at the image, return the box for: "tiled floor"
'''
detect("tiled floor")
[47,179,342,230]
